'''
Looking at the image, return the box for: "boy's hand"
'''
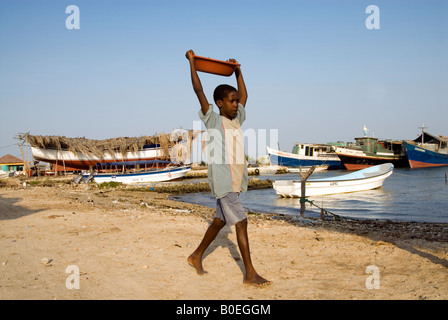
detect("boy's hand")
[186,49,195,62]
[227,58,239,66]
[228,58,242,75]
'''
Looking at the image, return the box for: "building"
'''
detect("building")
[0,154,24,173]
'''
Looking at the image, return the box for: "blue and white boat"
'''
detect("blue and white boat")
[273,163,394,197]
[267,144,343,170]
[403,131,448,169]
[87,160,191,184]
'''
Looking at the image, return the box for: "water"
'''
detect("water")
[174,167,448,223]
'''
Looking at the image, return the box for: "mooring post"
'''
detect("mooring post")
[299,166,316,217]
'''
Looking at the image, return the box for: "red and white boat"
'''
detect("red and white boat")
[30,144,165,170]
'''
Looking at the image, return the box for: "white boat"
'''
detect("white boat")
[273,163,394,197]
[252,165,286,175]
[30,144,164,170]
[25,132,192,171]
[0,172,9,180]
[90,164,191,185]
[287,165,329,173]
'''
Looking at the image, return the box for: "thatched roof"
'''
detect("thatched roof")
[23,133,175,160]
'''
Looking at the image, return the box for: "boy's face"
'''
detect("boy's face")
[217,91,239,120]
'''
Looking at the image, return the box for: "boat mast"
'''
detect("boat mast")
[418,124,428,144]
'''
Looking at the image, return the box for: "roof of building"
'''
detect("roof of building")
[0,154,24,165]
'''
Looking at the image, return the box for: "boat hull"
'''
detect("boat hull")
[91,166,191,184]
[31,146,164,170]
[403,142,448,169]
[267,147,343,170]
[336,153,408,170]
[273,163,394,197]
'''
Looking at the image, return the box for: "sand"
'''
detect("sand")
[1,181,447,300]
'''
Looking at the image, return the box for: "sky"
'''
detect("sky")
[1,0,447,160]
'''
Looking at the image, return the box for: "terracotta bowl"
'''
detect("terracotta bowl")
[194,55,240,77]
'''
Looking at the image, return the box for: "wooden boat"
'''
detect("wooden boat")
[30,144,164,170]
[0,172,9,180]
[273,163,394,197]
[403,130,448,169]
[25,132,192,171]
[334,137,408,170]
[87,160,191,184]
[267,144,343,170]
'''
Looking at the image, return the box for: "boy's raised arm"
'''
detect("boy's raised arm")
[186,50,209,115]
[229,59,248,107]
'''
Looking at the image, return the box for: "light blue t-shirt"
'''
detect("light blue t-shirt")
[199,104,248,199]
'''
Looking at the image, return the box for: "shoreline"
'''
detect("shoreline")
[1,180,447,300]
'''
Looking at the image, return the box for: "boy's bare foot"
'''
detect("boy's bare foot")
[187,254,207,275]
[244,274,272,287]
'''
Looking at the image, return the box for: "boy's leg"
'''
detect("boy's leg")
[188,217,226,275]
[235,219,272,286]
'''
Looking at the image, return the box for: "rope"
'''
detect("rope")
[300,198,343,221]
[0,143,17,148]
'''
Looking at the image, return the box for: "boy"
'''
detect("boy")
[185,49,271,286]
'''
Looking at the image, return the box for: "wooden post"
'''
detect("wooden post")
[16,133,30,177]
[54,148,58,177]
[320,197,325,221]
[58,145,66,176]
[18,140,27,178]
[299,166,315,217]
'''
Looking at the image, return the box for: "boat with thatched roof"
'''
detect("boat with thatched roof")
[23,132,191,170]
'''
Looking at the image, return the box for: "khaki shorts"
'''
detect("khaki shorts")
[215,192,247,226]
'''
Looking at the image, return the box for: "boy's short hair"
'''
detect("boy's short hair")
[213,84,237,104]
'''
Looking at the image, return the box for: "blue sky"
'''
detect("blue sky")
[1,0,447,159]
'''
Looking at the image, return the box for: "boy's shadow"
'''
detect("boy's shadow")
[202,220,245,274]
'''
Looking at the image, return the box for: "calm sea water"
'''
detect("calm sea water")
[174,167,448,223]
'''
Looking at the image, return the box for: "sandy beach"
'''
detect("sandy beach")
[1,178,447,300]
